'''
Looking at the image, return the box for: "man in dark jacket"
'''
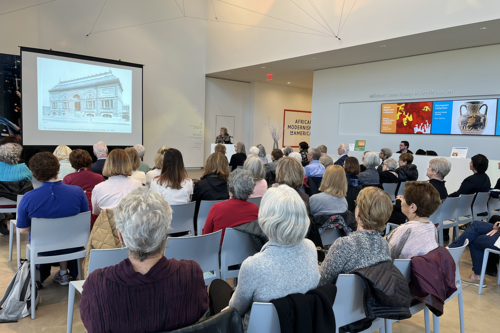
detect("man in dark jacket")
[91,141,108,176]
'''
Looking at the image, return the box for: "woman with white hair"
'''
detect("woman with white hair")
[249,146,260,158]
[288,152,302,163]
[226,185,320,330]
[357,151,380,187]
[244,156,267,198]
[80,187,209,333]
[379,158,399,184]
[426,157,451,199]
[53,145,75,180]
[202,169,258,244]
[134,144,150,173]
[256,144,268,165]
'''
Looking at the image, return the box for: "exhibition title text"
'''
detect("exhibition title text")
[288,119,311,136]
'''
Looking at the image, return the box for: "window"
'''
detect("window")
[51,102,57,109]
[62,102,69,109]
[86,101,95,109]
[101,99,114,109]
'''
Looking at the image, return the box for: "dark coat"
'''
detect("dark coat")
[334,155,347,166]
[429,179,448,200]
[270,284,337,333]
[409,247,457,317]
[229,153,247,171]
[395,164,418,182]
[0,179,33,201]
[379,171,399,184]
[305,177,322,196]
[346,185,361,213]
[448,173,491,197]
[313,210,357,234]
[233,220,268,252]
[91,159,106,176]
[192,174,230,222]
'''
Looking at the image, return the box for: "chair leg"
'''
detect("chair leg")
[16,226,21,268]
[31,259,36,319]
[479,251,490,295]
[8,220,13,262]
[458,291,465,333]
[424,307,430,333]
[433,314,439,333]
[454,225,459,242]
[439,229,444,247]
[77,258,82,280]
[67,283,76,333]
[384,319,393,333]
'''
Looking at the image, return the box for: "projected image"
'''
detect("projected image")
[37,58,132,133]
[450,99,497,136]
[380,102,433,134]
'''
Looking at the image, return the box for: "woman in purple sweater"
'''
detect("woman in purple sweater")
[80,187,209,333]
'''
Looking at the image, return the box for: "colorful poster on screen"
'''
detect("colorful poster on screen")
[381,102,432,134]
[282,109,311,148]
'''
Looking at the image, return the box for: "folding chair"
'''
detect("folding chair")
[383,183,398,202]
[169,202,195,235]
[455,194,475,226]
[165,230,222,285]
[396,182,406,196]
[27,211,91,319]
[6,195,23,268]
[320,228,344,247]
[472,192,490,222]
[196,200,225,235]
[247,197,262,208]
[487,195,500,220]
[478,248,500,295]
[247,303,280,333]
[436,197,460,245]
[220,228,257,281]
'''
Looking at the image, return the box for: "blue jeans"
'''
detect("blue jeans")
[449,221,500,275]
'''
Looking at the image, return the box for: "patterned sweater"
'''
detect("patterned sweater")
[386,221,439,259]
[319,230,391,286]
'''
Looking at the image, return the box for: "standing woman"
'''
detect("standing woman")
[150,148,193,205]
[125,147,146,185]
[215,127,231,144]
[53,145,75,180]
[229,142,247,171]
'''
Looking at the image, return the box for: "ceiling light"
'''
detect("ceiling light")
[287,82,291,84]
[311,57,316,60]
[380,45,386,47]
[480,27,487,30]
[261,66,266,68]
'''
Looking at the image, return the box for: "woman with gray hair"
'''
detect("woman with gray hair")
[256,144,268,165]
[202,169,258,244]
[284,146,293,156]
[226,185,320,330]
[379,158,399,184]
[244,156,267,198]
[358,151,381,187]
[427,157,451,199]
[80,187,209,333]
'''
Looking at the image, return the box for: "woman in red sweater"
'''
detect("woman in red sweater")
[203,168,258,244]
[80,187,209,333]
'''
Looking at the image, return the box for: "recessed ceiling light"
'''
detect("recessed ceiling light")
[287,82,291,84]
[261,66,266,68]
[380,45,386,47]
[480,27,487,30]
[311,57,316,60]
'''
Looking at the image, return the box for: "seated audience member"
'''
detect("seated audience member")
[379,158,399,184]
[229,142,247,171]
[317,145,327,156]
[244,156,267,198]
[53,145,75,180]
[192,152,230,206]
[427,158,451,200]
[202,169,258,244]
[134,144,150,173]
[395,153,419,181]
[386,182,440,259]
[319,154,334,168]
[146,146,169,185]
[448,220,500,284]
[284,146,293,156]
[289,152,302,163]
[214,143,227,155]
[256,144,268,165]
[17,152,88,284]
[377,148,393,172]
[310,165,348,215]
[359,151,369,172]
[358,151,380,186]
[304,148,325,177]
[0,135,21,146]
[415,149,427,155]
[150,148,193,205]
[91,141,108,175]
[80,187,208,333]
[226,185,320,330]
[334,144,349,166]
[426,150,438,156]
[344,157,361,212]
[92,149,142,215]
[275,157,310,214]
[449,153,490,197]
[249,146,260,159]
[319,187,392,285]
[265,149,284,183]
[125,147,146,184]
[63,149,104,191]
[299,141,309,167]
[396,140,413,154]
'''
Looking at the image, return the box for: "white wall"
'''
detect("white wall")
[311,44,500,160]
[207,0,500,72]
[0,1,207,167]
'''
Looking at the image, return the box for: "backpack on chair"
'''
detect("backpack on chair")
[0,260,40,321]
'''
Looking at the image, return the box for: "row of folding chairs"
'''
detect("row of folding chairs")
[382,182,406,202]
[247,241,468,333]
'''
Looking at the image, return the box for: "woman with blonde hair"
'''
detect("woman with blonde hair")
[310,165,348,215]
[229,142,246,171]
[244,156,267,198]
[92,149,142,215]
[125,147,146,184]
[151,148,193,205]
[146,146,169,185]
[53,145,75,180]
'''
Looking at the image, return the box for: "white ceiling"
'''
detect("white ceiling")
[206,18,500,90]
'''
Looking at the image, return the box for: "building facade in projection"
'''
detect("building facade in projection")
[44,70,130,120]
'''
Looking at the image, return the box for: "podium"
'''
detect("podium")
[211,143,236,162]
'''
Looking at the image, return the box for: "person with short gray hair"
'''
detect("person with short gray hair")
[256,144,268,165]
[228,185,320,330]
[427,158,452,199]
[334,143,349,166]
[358,151,380,186]
[249,146,260,158]
[379,158,399,184]
[377,148,393,172]
[80,187,209,332]
[244,156,267,198]
[134,144,150,173]
[305,148,325,177]
[284,146,293,156]
[91,141,108,176]
[202,169,259,244]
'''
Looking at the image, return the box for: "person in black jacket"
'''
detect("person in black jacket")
[426,157,451,200]
[379,158,399,184]
[395,153,418,181]
[449,154,490,197]
[91,141,108,175]
[229,142,247,171]
[193,152,230,206]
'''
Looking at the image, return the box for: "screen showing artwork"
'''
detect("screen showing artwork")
[381,99,498,136]
[21,48,143,146]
